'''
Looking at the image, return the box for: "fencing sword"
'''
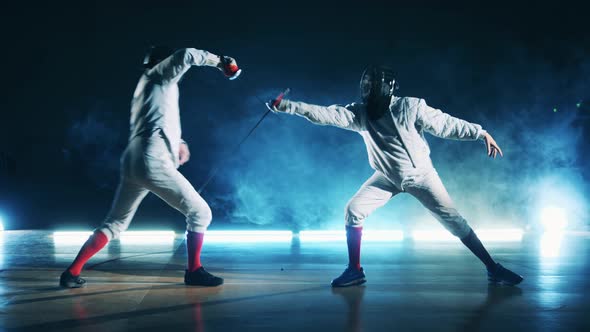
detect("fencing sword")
[197,88,290,194]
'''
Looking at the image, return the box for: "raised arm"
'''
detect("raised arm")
[271,99,365,132]
[147,48,221,84]
[415,99,486,140]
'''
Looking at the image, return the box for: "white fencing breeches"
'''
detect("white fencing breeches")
[97,135,212,240]
[345,170,471,238]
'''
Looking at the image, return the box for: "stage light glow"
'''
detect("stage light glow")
[52,228,524,245]
[0,228,3,269]
[412,230,456,242]
[120,231,176,244]
[540,206,568,232]
[299,230,345,242]
[0,215,4,231]
[476,229,524,242]
[205,231,293,243]
[298,230,404,242]
[53,231,93,245]
[53,231,177,245]
[364,230,404,241]
[540,232,563,258]
[412,229,524,242]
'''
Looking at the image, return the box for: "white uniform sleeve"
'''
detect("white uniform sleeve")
[276,99,364,132]
[147,48,220,84]
[415,99,486,140]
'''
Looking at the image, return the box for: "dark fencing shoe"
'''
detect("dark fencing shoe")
[331,266,366,287]
[59,270,87,288]
[487,263,523,286]
[184,267,224,286]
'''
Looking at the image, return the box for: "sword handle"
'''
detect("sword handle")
[272,88,290,107]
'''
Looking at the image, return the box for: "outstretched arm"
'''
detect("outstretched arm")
[269,99,365,132]
[416,99,486,140]
[416,99,503,158]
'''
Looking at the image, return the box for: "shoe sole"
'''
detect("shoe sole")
[60,282,87,288]
[185,283,224,287]
[185,280,224,287]
[331,278,366,288]
[488,277,523,286]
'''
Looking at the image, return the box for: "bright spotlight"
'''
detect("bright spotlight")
[0,215,3,231]
[540,232,563,258]
[540,206,568,232]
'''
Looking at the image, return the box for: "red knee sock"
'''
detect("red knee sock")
[346,226,363,270]
[187,231,204,272]
[67,231,109,276]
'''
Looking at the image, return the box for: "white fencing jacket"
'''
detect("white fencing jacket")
[276,96,486,182]
[129,48,220,167]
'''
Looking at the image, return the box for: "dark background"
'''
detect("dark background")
[0,1,588,232]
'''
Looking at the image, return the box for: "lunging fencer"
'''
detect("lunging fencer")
[59,47,241,288]
[267,65,524,287]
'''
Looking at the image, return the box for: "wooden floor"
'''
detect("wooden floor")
[1,230,589,331]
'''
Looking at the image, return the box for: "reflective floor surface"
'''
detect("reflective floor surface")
[1,230,589,331]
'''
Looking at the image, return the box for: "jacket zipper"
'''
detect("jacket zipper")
[389,108,417,168]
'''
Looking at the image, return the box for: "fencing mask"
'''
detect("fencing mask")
[360,65,399,120]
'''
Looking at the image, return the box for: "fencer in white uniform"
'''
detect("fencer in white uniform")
[59,47,240,288]
[268,65,523,287]
[99,48,223,239]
